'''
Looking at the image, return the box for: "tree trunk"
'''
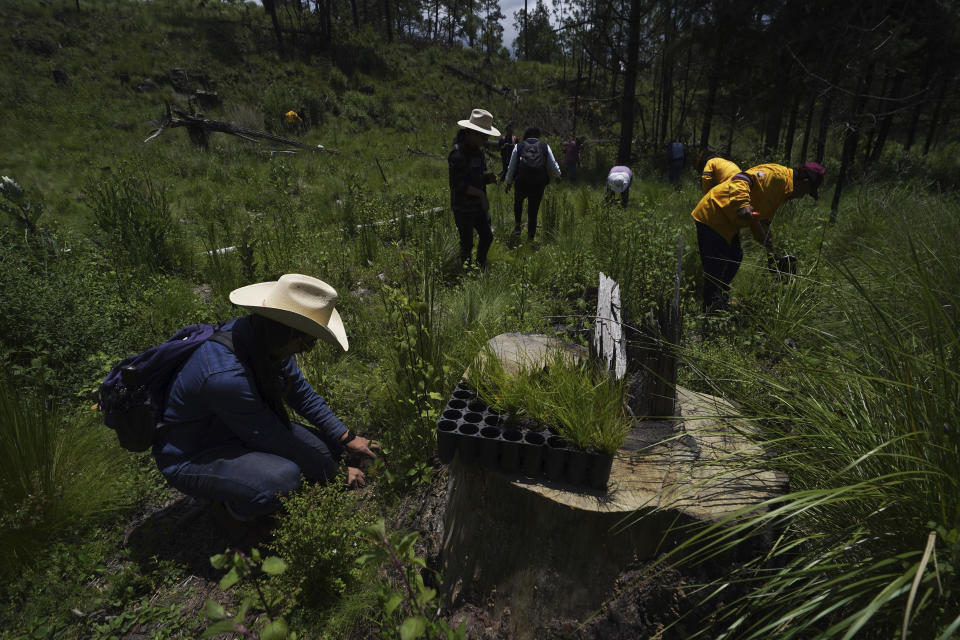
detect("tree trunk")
[617,0,642,165]
[799,92,816,162]
[763,52,790,158]
[923,73,949,156]
[699,73,719,157]
[383,0,393,43]
[904,62,933,154]
[830,65,874,223]
[725,110,735,157]
[262,0,285,56]
[440,334,786,638]
[783,93,800,164]
[868,73,903,165]
[524,0,529,60]
[815,92,833,165]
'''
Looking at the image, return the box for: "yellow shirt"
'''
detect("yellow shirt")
[700,157,741,194]
[742,163,794,219]
[691,164,794,245]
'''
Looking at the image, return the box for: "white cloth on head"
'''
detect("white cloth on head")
[607,171,632,193]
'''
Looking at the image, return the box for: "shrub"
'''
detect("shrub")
[268,482,375,614]
[85,165,189,275]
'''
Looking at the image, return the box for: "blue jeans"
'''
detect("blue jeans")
[158,422,341,519]
[696,222,742,312]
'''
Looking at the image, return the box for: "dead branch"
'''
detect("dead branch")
[144,104,339,153]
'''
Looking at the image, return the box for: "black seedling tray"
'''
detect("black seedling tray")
[436,382,613,490]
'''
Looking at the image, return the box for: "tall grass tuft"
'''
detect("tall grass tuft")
[651,230,960,639]
[0,383,129,577]
[468,345,630,452]
[86,165,187,274]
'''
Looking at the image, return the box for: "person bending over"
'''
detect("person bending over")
[692,162,824,312]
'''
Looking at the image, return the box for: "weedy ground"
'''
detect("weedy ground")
[2,1,959,639]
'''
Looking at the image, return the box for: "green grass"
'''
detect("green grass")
[0,382,132,577]
[3,1,960,638]
[653,186,960,639]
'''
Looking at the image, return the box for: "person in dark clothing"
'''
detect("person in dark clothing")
[503,126,562,242]
[448,108,500,269]
[497,128,518,182]
[154,274,379,522]
[563,136,584,183]
[667,140,686,187]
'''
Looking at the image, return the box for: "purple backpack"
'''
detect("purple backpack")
[98,323,230,451]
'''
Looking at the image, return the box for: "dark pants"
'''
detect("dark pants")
[696,221,742,312]
[453,208,493,268]
[159,422,340,519]
[668,159,684,184]
[604,187,630,208]
[513,183,546,240]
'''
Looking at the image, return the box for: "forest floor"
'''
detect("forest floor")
[115,464,742,639]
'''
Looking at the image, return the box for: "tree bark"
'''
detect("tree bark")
[868,73,903,165]
[763,49,793,159]
[657,4,675,147]
[815,92,833,165]
[617,0,642,165]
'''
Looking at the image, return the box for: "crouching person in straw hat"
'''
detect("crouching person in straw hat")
[448,108,500,270]
[152,274,379,523]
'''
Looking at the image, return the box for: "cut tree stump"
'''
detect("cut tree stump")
[441,332,785,637]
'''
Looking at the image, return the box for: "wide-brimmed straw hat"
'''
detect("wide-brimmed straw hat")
[230,274,348,351]
[457,108,500,137]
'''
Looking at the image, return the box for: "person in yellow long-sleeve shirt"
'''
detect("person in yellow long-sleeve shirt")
[692,161,825,312]
[700,154,741,194]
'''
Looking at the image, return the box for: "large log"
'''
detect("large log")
[441,333,785,637]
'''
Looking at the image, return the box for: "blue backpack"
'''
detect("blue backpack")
[98,323,232,452]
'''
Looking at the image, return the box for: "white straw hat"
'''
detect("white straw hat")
[229,274,349,351]
[457,108,500,137]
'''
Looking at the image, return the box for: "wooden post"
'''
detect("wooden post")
[593,271,627,380]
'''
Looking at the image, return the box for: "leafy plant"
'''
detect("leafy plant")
[377,274,454,481]
[0,175,43,233]
[204,548,296,640]
[86,165,187,274]
[268,482,375,612]
[358,519,466,640]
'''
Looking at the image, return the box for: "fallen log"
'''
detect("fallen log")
[144,104,339,153]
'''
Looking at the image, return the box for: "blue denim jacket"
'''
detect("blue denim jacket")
[154,318,347,473]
